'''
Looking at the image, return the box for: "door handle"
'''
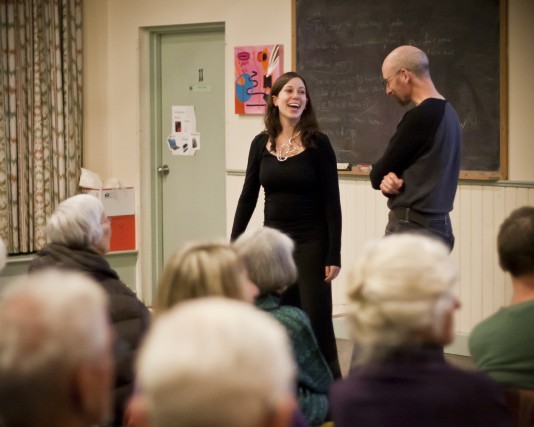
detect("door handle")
[157,164,170,175]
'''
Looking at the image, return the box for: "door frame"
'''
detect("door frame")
[138,22,225,305]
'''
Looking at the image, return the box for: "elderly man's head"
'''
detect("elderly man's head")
[0,270,114,427]
[136,298,297,427]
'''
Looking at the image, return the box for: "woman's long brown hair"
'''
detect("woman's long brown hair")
[264,71,320,152]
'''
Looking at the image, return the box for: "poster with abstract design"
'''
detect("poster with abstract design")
[234,44,283,115]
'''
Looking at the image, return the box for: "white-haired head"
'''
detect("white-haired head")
[136,297,296,427]
[347,234,459,366]
[46,194,106,249]
[233,227,297,296]
[0,269,113,426]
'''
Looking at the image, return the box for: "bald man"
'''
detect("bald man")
[369,45,462,250]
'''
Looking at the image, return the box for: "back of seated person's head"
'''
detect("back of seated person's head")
[0,270,113,427]
[46,193,105,249]
[233,227,297,296]
[156,241,257,312]
[347,234,459,366]
[498,206,534,278]
[136,297,296,427]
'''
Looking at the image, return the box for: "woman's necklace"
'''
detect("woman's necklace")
[276,131,302,162]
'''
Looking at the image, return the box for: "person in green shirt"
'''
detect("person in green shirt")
[469,206,534,390]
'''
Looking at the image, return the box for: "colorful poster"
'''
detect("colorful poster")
[234,44,283,115]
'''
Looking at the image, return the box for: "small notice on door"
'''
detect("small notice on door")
[190,84,212,93]
[167,105,201,156]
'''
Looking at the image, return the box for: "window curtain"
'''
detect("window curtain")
[0,0,82,254]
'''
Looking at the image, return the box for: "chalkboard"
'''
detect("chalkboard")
[295,0,507,179]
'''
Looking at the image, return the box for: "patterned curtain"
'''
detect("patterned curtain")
[0,0,82,254]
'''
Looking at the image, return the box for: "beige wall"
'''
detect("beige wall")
[83,0,292,184]
[83,0,109,177]
[508,0,534,180]
[83,0,534,337]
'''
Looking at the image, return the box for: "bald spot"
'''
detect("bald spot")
[383,45,430,78]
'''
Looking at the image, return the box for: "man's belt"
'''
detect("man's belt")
[390,207,429,228]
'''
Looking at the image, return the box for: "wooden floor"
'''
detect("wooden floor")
[336,339,475,377]
[336,339,354,377]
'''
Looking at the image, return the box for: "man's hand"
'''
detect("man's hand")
[380,172,404,195]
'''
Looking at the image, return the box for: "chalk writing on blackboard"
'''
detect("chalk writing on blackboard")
[296,0,504,178]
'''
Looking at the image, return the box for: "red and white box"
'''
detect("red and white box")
[83,187,136,252]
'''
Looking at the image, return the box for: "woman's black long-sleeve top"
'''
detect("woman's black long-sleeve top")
[231,131,342,267]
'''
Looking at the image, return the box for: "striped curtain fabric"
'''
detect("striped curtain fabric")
[0,0,82,253]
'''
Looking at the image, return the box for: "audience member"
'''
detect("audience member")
[330,234,513,427]
[155,241,258,312]
[469,206,534,389]
[0,270,114,427]
[234,227,332,426]
[28,194,150,426]
[135,297,297,427]
[124,241,258,426]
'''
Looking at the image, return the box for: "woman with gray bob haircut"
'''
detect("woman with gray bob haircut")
[234,226,297,294]
[234,227,333,426]
[330,233,513,427]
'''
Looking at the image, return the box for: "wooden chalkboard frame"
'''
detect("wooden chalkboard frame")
[292,0,508,180]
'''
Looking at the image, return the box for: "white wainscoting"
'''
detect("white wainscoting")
[227,173,534,350]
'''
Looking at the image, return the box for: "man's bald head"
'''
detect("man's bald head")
[383,45,430,78]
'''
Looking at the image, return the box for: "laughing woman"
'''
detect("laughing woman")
[231,71,342,378]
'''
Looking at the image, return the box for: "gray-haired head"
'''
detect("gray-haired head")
[136,297,296,427]
[0,269,113,426]
[233,227,297,296]
[46,194,105,249]
[347,233,459,366]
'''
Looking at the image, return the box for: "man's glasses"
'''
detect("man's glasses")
[381,68,405,88]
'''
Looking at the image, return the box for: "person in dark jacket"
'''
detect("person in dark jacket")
[28,194,150,427]
[330,233,513,427]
